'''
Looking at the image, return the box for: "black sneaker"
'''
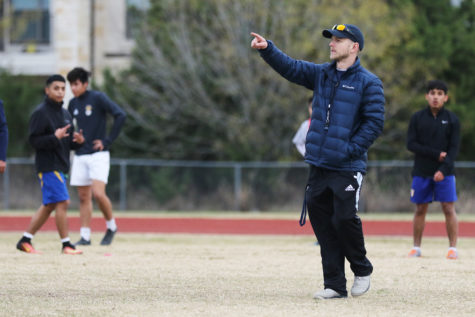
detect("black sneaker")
[74,237,91,246]
[16,240,41,254]
[100,229,117,245]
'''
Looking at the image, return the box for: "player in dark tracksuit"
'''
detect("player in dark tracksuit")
[407,80,460,259]
[16,74,84,255]
[67,67,126,246]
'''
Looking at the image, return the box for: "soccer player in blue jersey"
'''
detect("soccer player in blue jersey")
[67,67,126,246]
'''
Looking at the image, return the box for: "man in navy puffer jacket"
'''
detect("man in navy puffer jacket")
[251,24,385,299]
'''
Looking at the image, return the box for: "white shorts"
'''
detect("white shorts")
[70,151,110,186]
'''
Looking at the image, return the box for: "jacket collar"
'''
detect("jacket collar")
[77,90,90,100]
[323,57,361,79]
[45,97,64,111]
[425,106,445,118]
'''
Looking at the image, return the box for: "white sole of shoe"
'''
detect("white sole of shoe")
[351,282,370,297]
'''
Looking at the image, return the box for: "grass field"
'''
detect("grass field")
[1,232,474,317]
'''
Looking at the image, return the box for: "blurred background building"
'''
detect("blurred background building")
[0,0,149,85]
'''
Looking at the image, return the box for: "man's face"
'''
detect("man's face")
[45,81,66,103]
[329,36,356,61]
[70,79,88,97]
[425,89,448,111]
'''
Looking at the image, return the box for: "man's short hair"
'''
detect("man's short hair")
[427,80,448,94]
[67,67,90,83]
[308,97,313,104]
[45,74,66,87]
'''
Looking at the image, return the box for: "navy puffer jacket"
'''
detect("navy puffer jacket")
[259,41,385,173]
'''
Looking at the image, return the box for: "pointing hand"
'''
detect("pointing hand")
[250,32,268,50]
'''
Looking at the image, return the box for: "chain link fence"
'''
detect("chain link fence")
[2,158,475,214]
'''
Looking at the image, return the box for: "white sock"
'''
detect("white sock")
[413,246,421,251]
[23,232,34,239]
[448,247,457,251]
[80,227,91,241]
[106,219,117,232]
[61,237,70,243]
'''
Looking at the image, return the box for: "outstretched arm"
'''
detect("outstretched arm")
[250,32,318,90]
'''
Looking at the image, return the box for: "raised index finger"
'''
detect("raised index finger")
[250,32,264,41]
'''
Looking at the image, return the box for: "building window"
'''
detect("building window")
[126,0,150,39]
[1,0,50,52]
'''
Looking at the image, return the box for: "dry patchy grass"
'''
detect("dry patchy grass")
[1,233,474,317]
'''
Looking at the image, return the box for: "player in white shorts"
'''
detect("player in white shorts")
[71,151,110,186]
[67,67,126,246]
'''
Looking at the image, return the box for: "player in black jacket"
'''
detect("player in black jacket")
[16,74,85,255]
[407,80,460,260]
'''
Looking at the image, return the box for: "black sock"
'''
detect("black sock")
[20,236,31,244]
[62,241,75,249]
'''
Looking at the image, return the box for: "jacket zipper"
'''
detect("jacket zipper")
[324,80,340,131]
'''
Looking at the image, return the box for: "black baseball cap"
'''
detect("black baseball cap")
[322,24,364,51]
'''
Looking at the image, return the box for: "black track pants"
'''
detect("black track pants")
[306,166,373,296]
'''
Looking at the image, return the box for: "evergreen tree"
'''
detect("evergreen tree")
[0,72,44,157]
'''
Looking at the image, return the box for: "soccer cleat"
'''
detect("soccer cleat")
[17,241,41,254]
[408,248,421,257]
[313,289,347,299]
[446,249,458,260]
[351,275,371,297]
[74,237,91,246]
[100,229,117,245]
[62,246,83,255]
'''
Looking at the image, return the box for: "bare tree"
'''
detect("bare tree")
[105,0,416,160]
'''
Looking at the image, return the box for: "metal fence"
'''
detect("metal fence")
[2,158,475,213]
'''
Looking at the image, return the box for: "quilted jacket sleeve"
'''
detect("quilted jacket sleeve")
[258,41,319,90]
[406,112,440,160]
[438,113,460,176]
[348,77,385,158]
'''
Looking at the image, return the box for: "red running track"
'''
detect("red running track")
[1,216,475,237]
